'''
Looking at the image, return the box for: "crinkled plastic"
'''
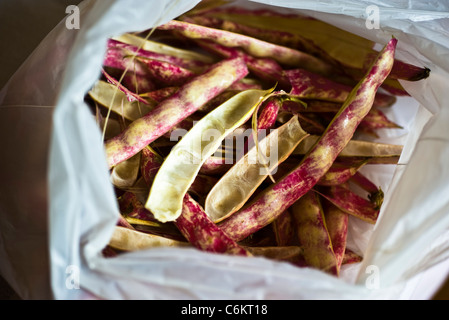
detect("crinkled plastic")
[1,0,449,300]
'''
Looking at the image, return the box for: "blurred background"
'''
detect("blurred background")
[0,0,448,300]
[0,0,81,89]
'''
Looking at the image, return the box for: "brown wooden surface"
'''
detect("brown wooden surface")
[432,276,449,300]
[0,276,21,300]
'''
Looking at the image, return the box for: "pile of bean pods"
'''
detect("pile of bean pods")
[86,3,429,276]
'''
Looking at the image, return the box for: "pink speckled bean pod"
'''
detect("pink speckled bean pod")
[196,39,290,88]
[257,97,281,131]
[342,248,363,265]
[281,99,341,114]
[272,210,295,247]
[197,90,239,113]
[229,79,263,91]
[380,78,410,97]
[244,246,304,265]
[217,38,397,241]
[139,86,179,103]
[316,185,380,224]
[135,57,196,87]
[118,191,157,222]
[199,156,232,175]
[291,191,339,275]
[107,38,210,73]
[184,14,343,72]
[158,20,338,78]
[286,68,397,109]
[140,147,164,186]
[175,193,251,256]
[244,95,281,153]
[101,69,149,104]
[350,171,380,195]
[118,191,187,242]
[117,213,135,230]
[105,67,156,94]
[193,6,304,20]
[359,108,403,131]
[317,160,368,187]
[363,52,430,82]
[323,201,349,268]
[105,57,249,168]
[349,171,384,210]
[104,44,203,91]
[103,46,157,83]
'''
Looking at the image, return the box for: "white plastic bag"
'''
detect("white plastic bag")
[1,0,449,300]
